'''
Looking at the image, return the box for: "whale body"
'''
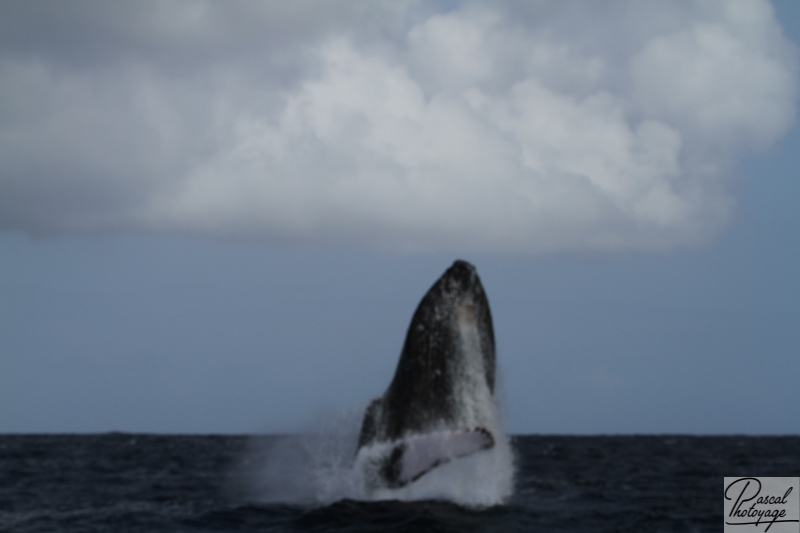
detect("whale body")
[355,260,500,489]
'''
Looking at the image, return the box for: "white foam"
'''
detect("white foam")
[244,399,514,507]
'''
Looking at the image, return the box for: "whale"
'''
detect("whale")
[355,260,500,489]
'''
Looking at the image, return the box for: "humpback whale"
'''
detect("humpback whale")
[355,260,500,489]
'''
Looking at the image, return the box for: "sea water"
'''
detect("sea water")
[2,433,799,532]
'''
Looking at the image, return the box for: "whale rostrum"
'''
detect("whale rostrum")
[355,260,499,488]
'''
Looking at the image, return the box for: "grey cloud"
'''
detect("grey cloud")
[0,0,796,251]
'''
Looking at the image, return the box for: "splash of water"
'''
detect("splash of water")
[242,402,514,508]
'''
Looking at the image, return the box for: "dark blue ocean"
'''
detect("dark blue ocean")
[1,434,798,532]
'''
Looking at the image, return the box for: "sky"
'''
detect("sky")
[1,0,799,435]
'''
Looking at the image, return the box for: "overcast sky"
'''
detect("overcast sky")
[1,0,799,434]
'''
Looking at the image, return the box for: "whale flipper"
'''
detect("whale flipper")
[356,260,500,489]
[379,428,495,488]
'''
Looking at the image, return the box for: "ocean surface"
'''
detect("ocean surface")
[1,434,798,532]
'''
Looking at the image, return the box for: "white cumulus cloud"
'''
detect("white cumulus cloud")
[0,0,797,252]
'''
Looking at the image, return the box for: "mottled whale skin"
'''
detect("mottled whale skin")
[356,260,498,488]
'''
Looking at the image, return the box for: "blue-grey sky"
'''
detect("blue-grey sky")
[1,0,798,434]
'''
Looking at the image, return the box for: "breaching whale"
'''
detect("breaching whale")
[355,260,500,489]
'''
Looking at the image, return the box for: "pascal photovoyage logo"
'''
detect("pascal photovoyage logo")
[724,478,800,533]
